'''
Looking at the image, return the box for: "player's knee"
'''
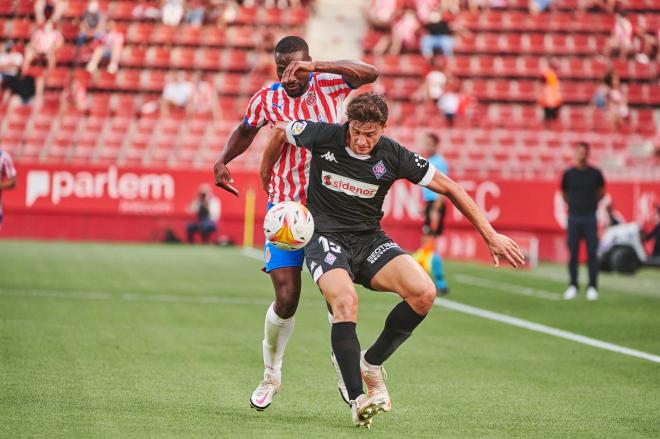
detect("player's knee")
[273,281,300,318]
[331,292,358,322]
[408,278,436,315]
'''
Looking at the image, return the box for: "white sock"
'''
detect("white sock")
[262,302,294,381]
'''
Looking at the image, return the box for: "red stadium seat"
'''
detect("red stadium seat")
[202,27,226,46]
[262,8,283,26]
[121,46,147,67]
[176,25,203,46]
[225,49,250,71]
[170,47,196,69]
[64,0,88,18]
[151,25,178,45]
[228,27,255,48]
[146,46,171,68]
[142,70,166,92]
[234,6,258,25]
[196,48,222,70]
[282,7,308,26]
[127,22,153,43]
[109,1,135,20]
[9,19,33,39]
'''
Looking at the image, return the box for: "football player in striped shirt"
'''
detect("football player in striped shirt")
[212,36,378,411]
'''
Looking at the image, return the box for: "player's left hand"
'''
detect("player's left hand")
[281,61,316,85]
[486,233,525,268]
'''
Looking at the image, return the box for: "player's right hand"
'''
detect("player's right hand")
[486,233,525,268]
[213,159,239,197]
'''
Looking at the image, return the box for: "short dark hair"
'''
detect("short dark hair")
[346,93,388,125]
[426,132,439,145]
[274,36,309,55]
[576,141,590,150]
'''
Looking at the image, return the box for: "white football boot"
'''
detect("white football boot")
[249,372,281,411]
[563,285,578,300]
[360,351,392,412]
[586,286,599,301]
[330,352,350,405]
[351,394,385,428]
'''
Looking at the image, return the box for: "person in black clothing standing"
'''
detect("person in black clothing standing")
[561,142,605,301]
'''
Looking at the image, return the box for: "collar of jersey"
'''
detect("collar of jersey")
[344,148,371,160]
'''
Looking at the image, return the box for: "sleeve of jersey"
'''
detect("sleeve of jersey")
[397,146,436,186]
[243,90,266,128]
[284,120,321,150]
[316,73,354,98]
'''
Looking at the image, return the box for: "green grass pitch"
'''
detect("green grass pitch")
[1,240,659,438]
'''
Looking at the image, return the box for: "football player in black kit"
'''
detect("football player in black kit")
[261,93,525,428]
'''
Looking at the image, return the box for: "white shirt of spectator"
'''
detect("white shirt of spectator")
[0,51,23,76]
[163,80,194,107]
[426,70,447,100]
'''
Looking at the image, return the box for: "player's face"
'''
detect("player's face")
[275,51,310,98]
[347,121,384,155]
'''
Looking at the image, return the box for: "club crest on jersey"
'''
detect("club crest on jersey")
[324,253,336,265]
[290,121,307,135]
[305,90,317,106]
[372,160,387,179]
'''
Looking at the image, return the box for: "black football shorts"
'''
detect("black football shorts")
[304,229,407,290]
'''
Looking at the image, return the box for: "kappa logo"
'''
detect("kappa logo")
[321,151,338,163]
[372,160,387,179]
[321,171,379,199]
[414,153,428,168]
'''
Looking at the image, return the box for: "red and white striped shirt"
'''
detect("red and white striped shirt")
[0,150,17,216]
[243,73,353,204]
[30,26,63,54]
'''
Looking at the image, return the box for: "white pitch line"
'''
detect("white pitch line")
[239,247,660,363]
[453,273,561,301]
[435,297,660,364]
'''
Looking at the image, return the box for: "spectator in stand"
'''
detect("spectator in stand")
[22,22,64,74]
[186,185,220,244]
[0,41,23,85]
[85,21,124,74]
[561,142,605,301]
[604,11,634,60]
[160,71,194,115]
[419,7,469,59]
[189,73,219,119]
[35,0,67,25]
[414,59,447,103]
[538,59,561,125]
[185,0,206,26]
[438,76,462,126]
[634,28,659,64]
[162,0,185,26]
[364,0,400,31]
[529,0,553,14]
[76,1,105,51]
[373,6,420,56]
[59,76,89,113]
[592,69,628,130]
[1,72,43,108]
[643,207,660,257]
[132,1,162,20]
[0,149,17,232]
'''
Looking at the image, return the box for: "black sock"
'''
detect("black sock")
[364,301,427,366]
[331,322,364,401]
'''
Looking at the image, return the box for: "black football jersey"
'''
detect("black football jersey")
[285,120,434,233]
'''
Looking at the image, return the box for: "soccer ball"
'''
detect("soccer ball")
[263,201,315,251]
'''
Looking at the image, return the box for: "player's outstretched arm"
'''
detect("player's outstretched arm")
[282,60,378,89]
[213,122,260,197]
[260,125,288,192]
[427,171,525,268]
